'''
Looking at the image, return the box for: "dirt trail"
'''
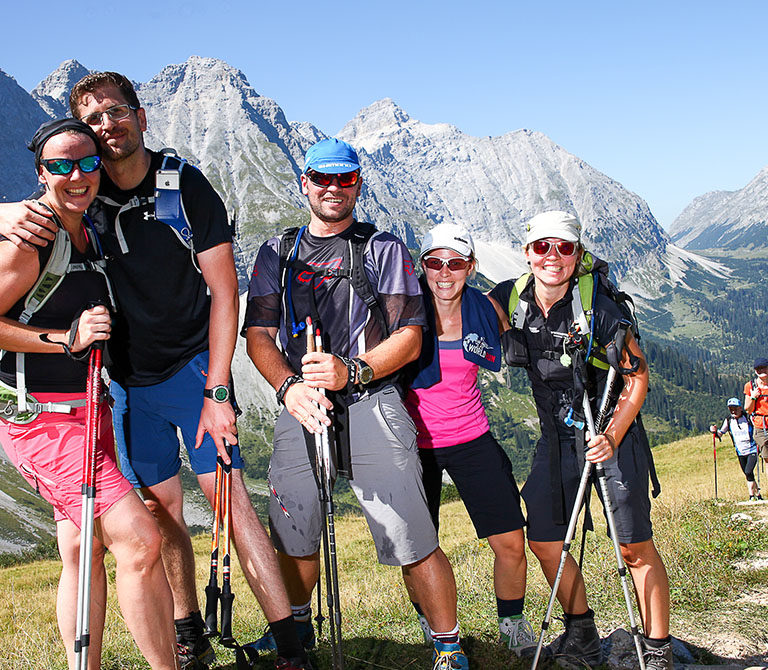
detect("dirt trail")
[681,500,768,669]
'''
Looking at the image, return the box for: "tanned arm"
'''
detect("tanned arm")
[194,242,239,461]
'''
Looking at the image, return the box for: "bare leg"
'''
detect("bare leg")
[141,474,199,618]
[401,548,457,633]
[98,491,179,669]
[529,539,589,614]
[276,551,321,605]
[620,539,670,639]
[197,469,292,621]
[56,520,107,670]
[487,529,527,600]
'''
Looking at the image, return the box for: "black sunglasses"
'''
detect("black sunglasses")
[306,169,360,188]
[41,155,102,176]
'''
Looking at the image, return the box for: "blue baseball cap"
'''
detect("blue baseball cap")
[303,138,360,174]
[754,357,768,369]
[727,397,741,407]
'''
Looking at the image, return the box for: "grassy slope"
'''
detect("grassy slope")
[2,434,767,669]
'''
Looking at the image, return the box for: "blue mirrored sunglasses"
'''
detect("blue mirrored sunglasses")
[41,155,101,176]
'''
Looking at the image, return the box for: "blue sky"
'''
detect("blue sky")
[3,1,766,228]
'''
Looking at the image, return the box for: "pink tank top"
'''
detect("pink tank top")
[405,340,490,449]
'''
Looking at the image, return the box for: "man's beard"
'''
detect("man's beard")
[309,199,355,224]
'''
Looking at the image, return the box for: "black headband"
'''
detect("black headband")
[28,118,101,169]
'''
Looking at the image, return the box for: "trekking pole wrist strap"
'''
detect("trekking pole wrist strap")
[39,326,91,362]
[333,354,358,389]
[276,374,303,405]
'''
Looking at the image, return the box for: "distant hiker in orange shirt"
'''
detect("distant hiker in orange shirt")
[744,357,768,462]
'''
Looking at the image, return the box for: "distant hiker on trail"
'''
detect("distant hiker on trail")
[0,72,311,670]
[243,138,469,670]
[403,223,536,657]
[488,211,672,670]
[710,397,761,500]
[0,118,178,669]
[744,357,768,463]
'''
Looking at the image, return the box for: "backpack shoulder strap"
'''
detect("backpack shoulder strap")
[19,206,71,325]
[279,226,302,274]
[347,222,389,338]
[507,273,533,329]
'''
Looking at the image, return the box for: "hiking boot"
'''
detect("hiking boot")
[432,640,469,669]
[175,613,215,670]
[176,641,213,670]
[275,657,314,670]
[417,613,432,645]
[246,619,316,652]
[499,615,537,657]
[642,638,673,670]
[547,614,602,669]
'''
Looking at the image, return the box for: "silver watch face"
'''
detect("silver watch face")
[207,385,230,403]
[359,364,374,384]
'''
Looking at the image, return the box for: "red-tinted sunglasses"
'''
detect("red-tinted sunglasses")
[306,169,360,188]
[422,255,472,271]
[530,239,578,257]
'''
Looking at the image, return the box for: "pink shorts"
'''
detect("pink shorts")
[0,392,134,527]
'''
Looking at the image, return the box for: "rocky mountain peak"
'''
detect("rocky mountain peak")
[340,98,460,151]
[141,56,257,101]
[31,59,90,117]
[670,164,768,250]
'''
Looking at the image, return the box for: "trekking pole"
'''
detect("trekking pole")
[218,442,235,647]
[529,453,593,670]
[712,431,719,499]
[577,367,620,569]
[582,392,647,670]
[74,342,104,670]
[756,447,762,498]
[306,317,344,670]
[203,453,224,637]
[531,365,621,670]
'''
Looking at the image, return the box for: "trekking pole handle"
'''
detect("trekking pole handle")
[219,586,235,645]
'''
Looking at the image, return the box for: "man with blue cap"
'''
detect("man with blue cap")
[243,138,470,669]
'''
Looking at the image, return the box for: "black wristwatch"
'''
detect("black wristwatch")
[203,385,230,403]
[335,355,358,388]
[276,374,303,405]
[352,357,374,385]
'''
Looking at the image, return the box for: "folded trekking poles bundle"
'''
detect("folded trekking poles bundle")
[203,441,259,669]
[306,317,344,670]
[530,364,647,670]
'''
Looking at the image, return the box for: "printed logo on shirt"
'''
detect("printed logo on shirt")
[463,332,496,362]
[296,256,344,289]
[403,259,415,276]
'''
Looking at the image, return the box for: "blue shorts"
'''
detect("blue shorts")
[111,351,243,488]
